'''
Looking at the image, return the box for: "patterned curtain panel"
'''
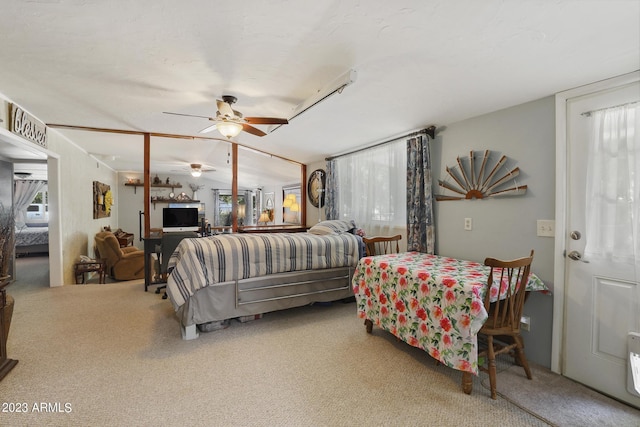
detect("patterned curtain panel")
[406,134,435,254]
[325,160,338,220]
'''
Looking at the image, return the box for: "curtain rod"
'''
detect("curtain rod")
[325,125,436,161]
[581,100,639,117]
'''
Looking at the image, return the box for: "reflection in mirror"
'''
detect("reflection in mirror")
[282,185,301,224]
[147,137,232,234]
[237,145,302,228]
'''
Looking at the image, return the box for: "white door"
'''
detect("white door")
[564,79,640,408]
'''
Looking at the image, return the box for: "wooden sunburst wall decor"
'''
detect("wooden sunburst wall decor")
[435,150,527,201]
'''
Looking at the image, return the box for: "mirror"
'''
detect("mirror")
[236,145,302,228]
[145,137,233,234]
[146,139,303,232]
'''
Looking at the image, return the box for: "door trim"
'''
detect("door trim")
[0,127,63,287]
[552,70,640,374]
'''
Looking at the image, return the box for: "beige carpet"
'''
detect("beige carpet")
[1,256,638,426]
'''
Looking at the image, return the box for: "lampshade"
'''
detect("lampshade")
[237,204,246,218]
[283,194,297,208]
[216,121,243,139]
[258,212,271,224]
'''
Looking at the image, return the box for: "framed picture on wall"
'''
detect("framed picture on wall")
[93,181,112,219]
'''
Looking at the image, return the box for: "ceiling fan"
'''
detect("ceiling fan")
[163,95,288,138]
[170,163,216,178]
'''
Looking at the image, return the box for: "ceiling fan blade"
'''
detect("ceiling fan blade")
[199,123,219,134]
[216,99,235,118]
[245,117,289,125]
[163,111,212,120]
[242,124,267,137]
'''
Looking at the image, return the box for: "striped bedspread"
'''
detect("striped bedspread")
[166,232,360,308]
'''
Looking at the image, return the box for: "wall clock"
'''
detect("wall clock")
[435,150,527,201]
[307,169,326,208]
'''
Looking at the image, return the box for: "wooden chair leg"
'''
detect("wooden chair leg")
[364,319,373,333]
[487,336,497,399]
[514,335,532,379]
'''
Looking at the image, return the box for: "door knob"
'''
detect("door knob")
[567,250,588,262]
[567,250,582,261]
[570,231,581,240]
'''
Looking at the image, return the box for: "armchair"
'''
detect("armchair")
[94,231,145,280]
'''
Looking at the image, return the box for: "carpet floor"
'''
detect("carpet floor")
[1,256,638,426]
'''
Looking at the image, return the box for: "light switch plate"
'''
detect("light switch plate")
[537,220,555,237]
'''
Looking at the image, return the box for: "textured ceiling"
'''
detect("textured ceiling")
[0,0,638,180]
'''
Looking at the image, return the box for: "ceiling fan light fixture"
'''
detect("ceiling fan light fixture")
[216,121,243,139]
[190,164,202,178]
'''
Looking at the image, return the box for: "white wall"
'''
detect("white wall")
[432,96,555,367]
[45,130,118,284]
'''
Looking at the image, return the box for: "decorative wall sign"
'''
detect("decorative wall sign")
[436,150,527,201]
[307,169,326,208]
[93,181,112,219]
[9,104,48,148]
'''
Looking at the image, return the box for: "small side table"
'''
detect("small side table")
[74,259,107,284]
[116,233,134,247]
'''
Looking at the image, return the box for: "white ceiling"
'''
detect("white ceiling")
[0,1,638,180]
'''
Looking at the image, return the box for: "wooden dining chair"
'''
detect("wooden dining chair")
[477,249,534,399]
[362,234,402,256]
[362,234,403,333]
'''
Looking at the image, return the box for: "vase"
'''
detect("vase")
[193,191,198,200]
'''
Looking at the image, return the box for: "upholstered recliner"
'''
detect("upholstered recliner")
[94,231,145,280]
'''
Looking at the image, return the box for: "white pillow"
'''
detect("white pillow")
[308,220,356,235]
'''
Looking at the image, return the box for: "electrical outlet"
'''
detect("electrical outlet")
[464,218,472,231]
[536,219,555,237]
[520,316,531,331]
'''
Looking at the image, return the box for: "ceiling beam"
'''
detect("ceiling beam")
[45,123,303,166]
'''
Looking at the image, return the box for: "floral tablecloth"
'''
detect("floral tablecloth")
[352,252,547,375]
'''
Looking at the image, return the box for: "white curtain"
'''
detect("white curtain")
[333,139,406,236]
[13,179,46,228]
[584,104,640,263]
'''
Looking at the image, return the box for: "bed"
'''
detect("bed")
[166,220,363,339]
[15,225,49,255]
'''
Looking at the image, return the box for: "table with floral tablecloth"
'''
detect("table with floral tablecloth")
[352,252,547,377]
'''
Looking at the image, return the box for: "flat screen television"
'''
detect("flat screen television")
[162,207,199,232]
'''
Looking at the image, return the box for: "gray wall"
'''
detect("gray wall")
[431,96,555,367]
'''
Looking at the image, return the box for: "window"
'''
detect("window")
[333,139,406,233]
